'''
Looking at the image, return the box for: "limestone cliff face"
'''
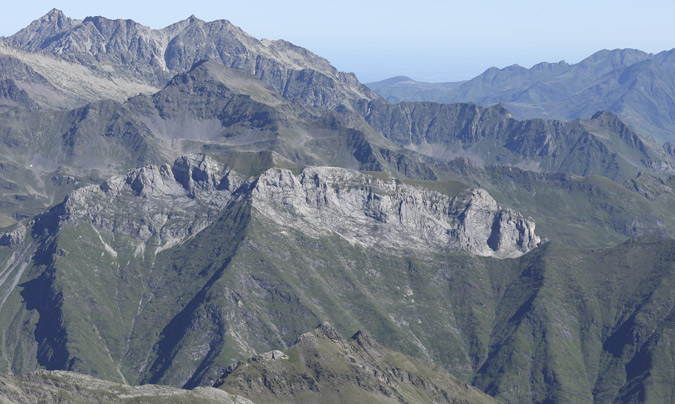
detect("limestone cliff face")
[252,167,542,258]
[50,156,541,258]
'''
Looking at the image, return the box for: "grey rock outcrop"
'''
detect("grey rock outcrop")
[0,224,26,247]
[252,166,542,258]
[62,154,240,250]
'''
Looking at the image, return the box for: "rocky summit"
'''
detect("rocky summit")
[0,9,674,404]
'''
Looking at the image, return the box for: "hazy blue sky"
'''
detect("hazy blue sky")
[2,1,674,82]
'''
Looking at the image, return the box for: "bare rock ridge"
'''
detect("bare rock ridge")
[361,100,675,181]
[45,155,541,258]
[2,9,379,110]
[253,166,542,257]
[217,322,502,404]
[0,369,254,404]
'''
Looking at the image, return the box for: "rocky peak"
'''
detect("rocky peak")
[171,154,228,192]
[37,9,72,29]
[217,324,502,404]
[531,60,570,70]
[316,321,341,339]
[7,9,80,49]
[591,110,619,122]
[589,110,652,153]
[294,322,342,345]
[252,166,543,258]
[580,48,652,71]
[80,15,146,37]
[6,10,379,108]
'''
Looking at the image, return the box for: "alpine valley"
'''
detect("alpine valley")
[0,9,674,404]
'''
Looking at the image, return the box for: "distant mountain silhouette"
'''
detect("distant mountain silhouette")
[368,48,675,144]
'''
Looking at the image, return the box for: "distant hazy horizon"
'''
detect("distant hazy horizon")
[2,1,673,83]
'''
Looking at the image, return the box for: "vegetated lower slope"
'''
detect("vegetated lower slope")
[367,48,675,144]
[0,324,502,404]
[0,370,252,404]
[0,156,673,404]
[216,322,502,404]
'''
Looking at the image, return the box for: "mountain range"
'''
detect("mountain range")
[367,48,675,145]
[0,9,674,404]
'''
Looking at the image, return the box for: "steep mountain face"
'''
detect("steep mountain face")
[0,41,160,110]
[361,101,675,182]
[3,9,378,111]
[217,322,502,404]
[0,55,57,110]
[253,166,542,258]
[428,159,675,249]
[367,48,675,143]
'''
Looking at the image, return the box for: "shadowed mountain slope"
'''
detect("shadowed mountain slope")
[361,101,675,182]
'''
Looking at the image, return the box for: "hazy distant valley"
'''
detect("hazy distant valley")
[0,9,674,404]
